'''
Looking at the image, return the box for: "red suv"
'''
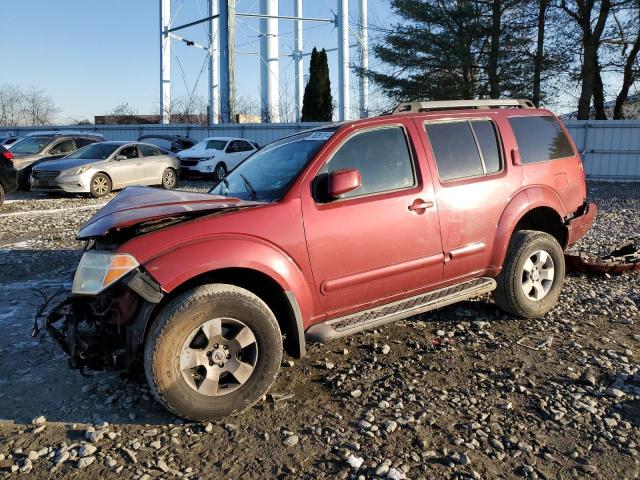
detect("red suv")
[46,99,596,420]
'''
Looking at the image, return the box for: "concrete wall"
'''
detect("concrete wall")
[3,120,640,181]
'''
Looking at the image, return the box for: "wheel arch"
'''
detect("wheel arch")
[490,186,568,269]
[143,267,306,359]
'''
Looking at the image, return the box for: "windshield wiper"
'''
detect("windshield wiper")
[239,174,257,201]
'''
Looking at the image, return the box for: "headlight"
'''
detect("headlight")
[72,251,139,295]
[63,165,91,176]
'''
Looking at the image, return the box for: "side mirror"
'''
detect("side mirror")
[115,155,127,161]
[328,169,361,198]
[511,148,522,165]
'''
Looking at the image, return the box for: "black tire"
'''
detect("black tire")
[161,168,177,189]
[144,284,283,421]
[89,173,111,198]
[0,184,4,208]
[213,162,227,181]
[18,168,32,191]
[493,230,565,318]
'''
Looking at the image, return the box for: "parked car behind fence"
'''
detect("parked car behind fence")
[31,141,180,197]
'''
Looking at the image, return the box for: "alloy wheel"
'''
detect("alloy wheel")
[521,249,555,301]
[92,177,109,196]
[179,317,258,396]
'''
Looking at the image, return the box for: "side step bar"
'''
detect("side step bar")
[306,277,496,342]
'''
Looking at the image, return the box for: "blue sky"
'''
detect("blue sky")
[2,0,394,122]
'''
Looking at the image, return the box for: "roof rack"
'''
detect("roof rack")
[392,99,535,115]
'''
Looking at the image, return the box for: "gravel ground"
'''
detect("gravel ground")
[0,181,638,479]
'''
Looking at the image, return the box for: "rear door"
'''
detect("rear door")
[139,144,167,183]
[301,121,444,317]
[109,145,141,187]
[418,116,520,281]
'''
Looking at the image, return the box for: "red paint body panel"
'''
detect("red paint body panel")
[81,107,593,332]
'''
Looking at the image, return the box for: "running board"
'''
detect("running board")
[305,277,496,342]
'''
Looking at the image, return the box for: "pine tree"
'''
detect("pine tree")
[302,48,333,121]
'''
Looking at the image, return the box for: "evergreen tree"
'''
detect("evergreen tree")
[302,48,333,121]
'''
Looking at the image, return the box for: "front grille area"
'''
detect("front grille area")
[180,159,199,167]
[32,170,60,180]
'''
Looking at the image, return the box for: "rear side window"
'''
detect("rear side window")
[327,126,415,199]
[426,120,502,181]
[75,138,97,148]
[139,144,161,157]
[508,116,574,164]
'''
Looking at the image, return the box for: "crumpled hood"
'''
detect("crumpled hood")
[77,186,263,239]
[178,146,219,159]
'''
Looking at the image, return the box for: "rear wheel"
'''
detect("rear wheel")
[493,230,565,318]
[161,168,177,189]
[214,162,227,182]
[144,284,283,421]
[89,173,111,198]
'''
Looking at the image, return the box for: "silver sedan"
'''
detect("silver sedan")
[30,141,180,197]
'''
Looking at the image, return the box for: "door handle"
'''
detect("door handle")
[408,199,434,212]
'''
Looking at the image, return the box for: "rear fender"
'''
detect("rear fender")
[490,186,566,269]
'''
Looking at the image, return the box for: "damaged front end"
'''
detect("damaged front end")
[44,268,163,371]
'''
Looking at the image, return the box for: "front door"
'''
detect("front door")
[301,123,444,317]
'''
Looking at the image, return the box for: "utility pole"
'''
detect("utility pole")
[208,0,220,125]
[358,0,368,118]
[294,0,303,122]
[160,0,171,124]
[260,0,280,122]
[220,0,236,122]
[337,0,350,121]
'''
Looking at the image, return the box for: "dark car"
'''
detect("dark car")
[1,136,21,148]
[137,135,196,154]
[10,131,105,188]
[0,145,18,207]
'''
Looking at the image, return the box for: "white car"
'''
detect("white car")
[177,137,259,180]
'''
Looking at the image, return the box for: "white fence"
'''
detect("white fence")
[2,120,640,181]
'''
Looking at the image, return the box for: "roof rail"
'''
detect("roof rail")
[392,99,535,115]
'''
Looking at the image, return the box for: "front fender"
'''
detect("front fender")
[489,186,566,269]
[140,235,316,326]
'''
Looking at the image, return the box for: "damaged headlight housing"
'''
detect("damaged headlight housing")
[72,251,139,295]
[63,165,91,176]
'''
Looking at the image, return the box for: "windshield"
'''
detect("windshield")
[201,139,227,150]
[67,143,119,160]
[11,136,53,154]
[209,128,337,202]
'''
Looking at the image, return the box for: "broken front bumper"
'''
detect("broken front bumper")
[565,202,597,247]
[44,270,163,371]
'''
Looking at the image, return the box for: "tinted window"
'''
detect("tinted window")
[139,144,161,157]
[508,116,574,164]
[75,138,97,148]
[51,139,75,154]
[327,127,414,199]
[236,140,254,152]
[118,145,138,159]
[426,122,483,181]
[142,138,172,150]
[471,120,501,174]
[11,136,53,154]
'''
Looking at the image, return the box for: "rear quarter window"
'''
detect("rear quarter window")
[508,116,574,164]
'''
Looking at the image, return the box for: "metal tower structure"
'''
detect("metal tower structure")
[159,0,369,124]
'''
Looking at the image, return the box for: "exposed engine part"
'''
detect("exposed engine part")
[565,241,640,274]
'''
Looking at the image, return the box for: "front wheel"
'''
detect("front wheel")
[89,173,111,198]
[161,168,177,189]
[144,284,283,421]
[493,230,565,318]
[213,162,227,182]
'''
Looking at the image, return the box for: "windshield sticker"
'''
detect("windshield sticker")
[305,131,333,141]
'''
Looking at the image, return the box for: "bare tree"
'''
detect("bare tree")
[108,102,141,125]
[21,87,61,125]
[0,85,24,126]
